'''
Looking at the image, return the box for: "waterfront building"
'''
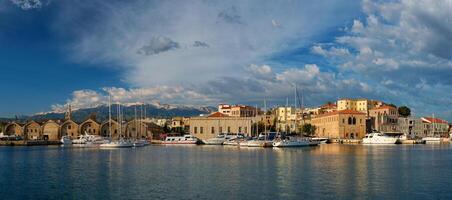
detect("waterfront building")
[125,119,149,139]
[170,117,190,133]
[60,119,79,138]
[100,119,119,139]
[275,107,297,133]
[42,120,61,141]
[24,121,43,140]
[311,110,366,139]
[190,112,254,141]
[397,117,423,139]
[369,105,399,132]
[421,117,449,137]
[79,118,101,135]
[337,98,383,115]
[4,122,24,136]
[217,104,258,117]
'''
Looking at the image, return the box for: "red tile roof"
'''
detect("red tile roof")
[370,105,396,110]
[315,109,365,118]
[422,117,449,124]
[208,112,229,118]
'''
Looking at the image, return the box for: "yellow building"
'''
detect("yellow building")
[337,98,383,114]
[42,120,61,141]
[190,112,254,141]
[218,104,258,117]
[311,110,366,139]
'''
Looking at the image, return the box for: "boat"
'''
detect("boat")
[72,133,110,145]
[100,138,133,148]
[362,132,398,144]
[133,139,149,147]
[162,135,199,144]
[273,137,319,147]
[311,137,329,144]
[203,135,226,145]
[422,137,441,143]
[60,136,72,145]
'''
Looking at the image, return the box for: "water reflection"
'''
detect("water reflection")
[1,144,452,199]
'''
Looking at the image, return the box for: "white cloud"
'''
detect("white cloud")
[10,0,42,10]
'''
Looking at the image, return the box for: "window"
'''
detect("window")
[228,126,231,133]
[200,127,203,134]
[342,119,345,124]
[194,127,198,134]
[68,125,71,130]
[352,117,356,125]
[211,127,215,134]
[348,117,352,125]
[219,127,223,133]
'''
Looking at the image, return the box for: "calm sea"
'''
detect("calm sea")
[1,144,452,200]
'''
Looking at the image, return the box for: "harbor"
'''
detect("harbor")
[1,144,452,199]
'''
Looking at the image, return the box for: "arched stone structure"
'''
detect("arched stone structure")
[42,120,61,141]
[4,122,24,136]
[24,121,42,140]
[79,119,100,135]
[125,119,148,139]
[100,120,119,139]
[61,120,79,138]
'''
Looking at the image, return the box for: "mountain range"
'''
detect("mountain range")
[5,103,215,123]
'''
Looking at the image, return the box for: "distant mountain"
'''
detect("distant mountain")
[28,103,215,123]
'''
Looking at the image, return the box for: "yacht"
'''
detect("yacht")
[202,134,237,145]
[273,137,319,147]
[223,134,246,146]
[72,134,110,145]
[60,136,72,145]
[311,137,329,144]
[133,139,149,147]
[422,137,441,143]
[100,138,133,148]
[362,132,398,144]
[162,135,199,144]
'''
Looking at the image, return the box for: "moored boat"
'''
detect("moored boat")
[362,132,398,144]
[100,138,133,148]
[60,136,72,145]
[422,137,441,143]
[273,137,319,147]
[311,137,329,144]
[162,135,199,144]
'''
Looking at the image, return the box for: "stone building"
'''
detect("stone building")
[42,120,61,141]
[218,104,258,117]
[125,119,148,139]
[397,117,423,139]
[100,119,119,139]
[369,105,399,132]
[79,118,100,135]
[60,120,79,138]
[421,117,449,137]
[337,98,383,115]
[24,121,42,140]
[4,122,24,136]
[311,110,366,139]
[190,112,254,141]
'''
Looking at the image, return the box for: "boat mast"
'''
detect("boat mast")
[285,97,288,136]
[264,99,267,141]
[108,94,112,138]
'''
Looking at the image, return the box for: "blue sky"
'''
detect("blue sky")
[1,0,451,121]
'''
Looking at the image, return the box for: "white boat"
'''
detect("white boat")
[60,136,72,145]
[246,139,266,147]
[362,132,398,144]
[273,137,319,147]
[311,137,329,144]
[133,139,149,147]
[162,135,199,144]
[422,137,441,143]
[223,138,242,146]
[100,138,133,148]
[72,134,110,144]
[203,134,227,145]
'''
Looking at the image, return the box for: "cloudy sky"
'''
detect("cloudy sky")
[1,0,451,120]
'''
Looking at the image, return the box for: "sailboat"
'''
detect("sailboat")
[100,99,133,148]
[133,103,149,147]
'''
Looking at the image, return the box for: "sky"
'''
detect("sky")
[0,0,451,121]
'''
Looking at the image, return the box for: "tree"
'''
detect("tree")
[302,123,316,137]
[398,106,411,117]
